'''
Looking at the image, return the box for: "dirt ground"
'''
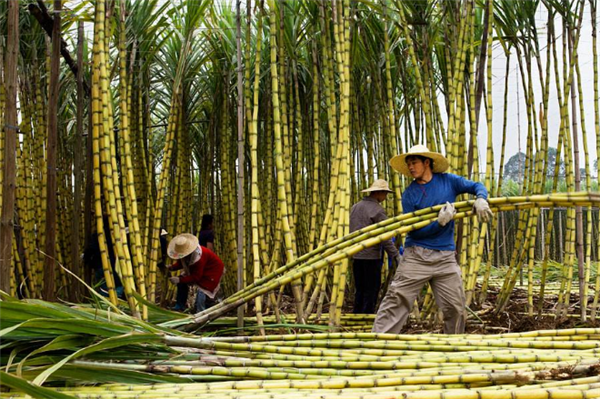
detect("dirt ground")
[391,285,600,334]
[463,286,600,333]
[247,284,600,335]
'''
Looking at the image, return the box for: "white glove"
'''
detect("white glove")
[169,276,181,285]
[473,197,493,222]
[438,202,456,227]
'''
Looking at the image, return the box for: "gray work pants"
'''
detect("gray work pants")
[372,246,466,334]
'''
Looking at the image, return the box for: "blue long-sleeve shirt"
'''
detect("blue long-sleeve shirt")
[402,173,488,251]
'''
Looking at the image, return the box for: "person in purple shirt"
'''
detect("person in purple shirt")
[350,179,402,314]
[198,214,215,251]
[372,145,493,334]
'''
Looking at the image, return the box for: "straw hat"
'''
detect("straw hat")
[389,144,449,176]
[167,233,199,259]
[361,179,393,193]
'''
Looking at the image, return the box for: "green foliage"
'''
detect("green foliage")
[0,297,195,387]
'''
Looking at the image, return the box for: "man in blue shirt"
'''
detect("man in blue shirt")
[372,145,493,334]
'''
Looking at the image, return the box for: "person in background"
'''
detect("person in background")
[158,228,169,269]
[84,217,124,298]
[198,214,215,251]
[125,226,168,269]
[349,179,402,314]
[167,233,224,312]
[372,145,493,334]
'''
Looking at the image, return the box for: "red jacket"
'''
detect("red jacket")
[169,246,224,292]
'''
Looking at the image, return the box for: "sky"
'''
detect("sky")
[478,5,599,177]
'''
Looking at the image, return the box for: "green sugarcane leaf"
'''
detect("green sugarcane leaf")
[24,299,115,321]
[0,301,82,320]
[72,304,184,336]
[8,356,65,368]
[3,342,51,372]
[130,291,188,320]
[0,370,76,399]
[0,321,27,338]
[19,364,193,385]
[56,259,127,316]
[0,291,18,301]
[32,333,163,385]
[16,335,94,376]
[1,318,133,339]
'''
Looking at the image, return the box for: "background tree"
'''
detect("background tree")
[503,152,526,182]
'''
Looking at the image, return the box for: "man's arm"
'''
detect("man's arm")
[168,260,182,271]
[451,174,488,199]
[179,261,204,284]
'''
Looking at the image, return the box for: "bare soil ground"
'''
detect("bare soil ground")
[203,283,600,335]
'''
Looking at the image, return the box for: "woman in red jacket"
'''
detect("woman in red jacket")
[167,233,225,312]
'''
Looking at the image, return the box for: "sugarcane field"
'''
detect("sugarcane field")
[4,0,600,397]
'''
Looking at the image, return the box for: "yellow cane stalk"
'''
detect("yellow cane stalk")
[91,0,118,306]
[118,0,147,319]
[249,6,265,334]
[267,0,303,322]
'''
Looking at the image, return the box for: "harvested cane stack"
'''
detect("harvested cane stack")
[2,297,600,399]
[159,192,600,330]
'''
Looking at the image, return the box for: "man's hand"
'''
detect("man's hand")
[473,198,493,222]
[169,276,180,285]
[438,202,456,227]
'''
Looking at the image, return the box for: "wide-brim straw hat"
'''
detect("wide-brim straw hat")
[361,179,393,193]
[167,233,199,259]
[389,144,449,176]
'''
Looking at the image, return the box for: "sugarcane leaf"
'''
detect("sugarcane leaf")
[24,299,117,321]
[32,333,162,385]
[0,321,27,338]
[19,364,192,385]
[16,335,93,377]
[55,364,193,384]
[0,299,126,330]
[1,318,133,339]
[3,342,52,372]
[5,345,24,372]
[0,290,18,301]
[57,259,131,314]
[73,301,188,337]
[0,370,76,399]
[130,291,188,321]
[0,301,77,322]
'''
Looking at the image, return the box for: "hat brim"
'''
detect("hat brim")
[390,152,449,177]
[167,233,199,259]
[361,187,393,193]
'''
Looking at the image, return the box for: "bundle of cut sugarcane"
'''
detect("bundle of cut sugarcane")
[3,297,600,399]
[160,192,600,330]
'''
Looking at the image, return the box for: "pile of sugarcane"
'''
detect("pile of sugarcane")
[2,0,600,332]
[3,297,600,399]
[156,191,600,331]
